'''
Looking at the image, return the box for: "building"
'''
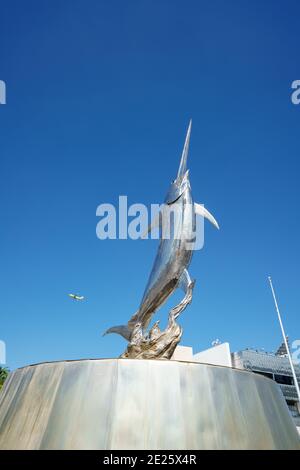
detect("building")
[232,345,300,431]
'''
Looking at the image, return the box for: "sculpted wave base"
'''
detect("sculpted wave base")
[0,358,299,450]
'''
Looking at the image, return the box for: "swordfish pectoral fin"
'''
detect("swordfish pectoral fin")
[194,203,219,230]
[140,207,163,239]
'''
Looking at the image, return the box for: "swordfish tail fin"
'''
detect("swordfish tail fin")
[102,309,140,342]
[102,324,132,342]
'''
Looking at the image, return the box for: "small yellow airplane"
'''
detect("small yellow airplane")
[68,293,85,301]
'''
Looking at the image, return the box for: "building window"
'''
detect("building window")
[274,374,294,385]
[286,400,300,417]
[253,370,274,380]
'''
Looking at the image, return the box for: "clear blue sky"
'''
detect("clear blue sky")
[1,0,299,370]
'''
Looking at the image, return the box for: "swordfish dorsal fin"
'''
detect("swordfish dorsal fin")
[194,203,220,229]
[177,119,192,179]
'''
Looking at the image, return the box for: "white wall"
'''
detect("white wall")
[171,345,194,362]
[193,343,232,367]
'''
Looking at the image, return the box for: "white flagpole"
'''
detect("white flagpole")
[268,276,300,404]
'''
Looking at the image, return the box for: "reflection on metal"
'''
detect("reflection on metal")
[0,359,299,450]
[104,121,219,358]
[232,348,300,428]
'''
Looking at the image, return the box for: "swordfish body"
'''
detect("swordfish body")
[104,121,219,341]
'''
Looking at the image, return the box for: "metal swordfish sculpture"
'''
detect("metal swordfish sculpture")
[104,121,219,359]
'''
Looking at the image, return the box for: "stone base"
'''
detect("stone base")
[0,358,299,449]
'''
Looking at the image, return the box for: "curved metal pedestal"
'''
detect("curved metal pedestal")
[0,359,299,449]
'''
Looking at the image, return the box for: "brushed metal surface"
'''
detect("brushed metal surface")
[0,359,299,450]
[103,122,219,359]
